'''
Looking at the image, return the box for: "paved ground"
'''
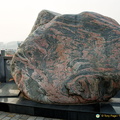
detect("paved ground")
[0,111,63,120]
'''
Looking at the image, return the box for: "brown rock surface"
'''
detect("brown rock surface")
[11,10,120,104]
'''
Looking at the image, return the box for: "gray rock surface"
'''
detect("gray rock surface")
[11,10,120,104]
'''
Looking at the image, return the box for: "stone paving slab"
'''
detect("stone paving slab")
[0,111,64,120]
[0,83,20,97]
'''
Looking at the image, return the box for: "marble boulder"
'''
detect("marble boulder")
[11,10,120,104]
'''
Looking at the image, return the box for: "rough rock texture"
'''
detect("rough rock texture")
[11,10,120,104]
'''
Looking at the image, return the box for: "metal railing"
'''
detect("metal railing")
[0,50,13,83]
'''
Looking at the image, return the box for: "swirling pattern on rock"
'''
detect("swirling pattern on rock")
[11,10,120,104]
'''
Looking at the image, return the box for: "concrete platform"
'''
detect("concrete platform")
[0,91,120,120]
[0,82,20,97]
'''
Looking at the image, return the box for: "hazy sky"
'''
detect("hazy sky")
[0,0,120,43]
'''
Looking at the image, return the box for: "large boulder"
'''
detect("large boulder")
[11,10,120,104]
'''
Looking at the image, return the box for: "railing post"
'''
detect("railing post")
[0,50,6,82]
